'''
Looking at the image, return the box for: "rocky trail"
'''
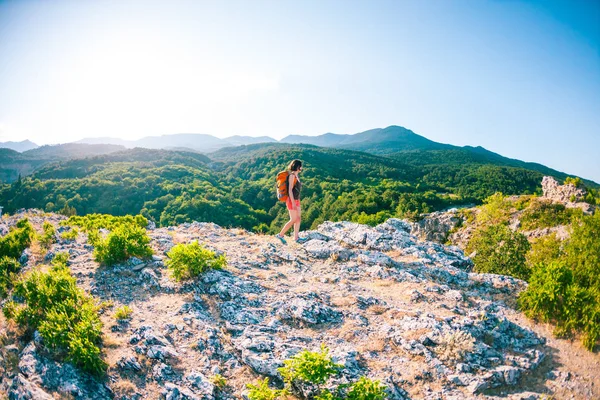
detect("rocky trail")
[1,210,599,400]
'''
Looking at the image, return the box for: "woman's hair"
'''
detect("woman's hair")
[287,159,302,172]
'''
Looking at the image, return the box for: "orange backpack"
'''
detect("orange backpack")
[276,171,290,202]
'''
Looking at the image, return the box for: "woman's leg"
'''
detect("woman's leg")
[279,208,297,236]
[293,205,301,240]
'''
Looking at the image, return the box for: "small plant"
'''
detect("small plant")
[2,254,107,375]
[60,227,79,241]
[0,256,22,298]
[434,330,475,363]
[114,305,133,321]
[166,241,226,281]
[39,221,57,250]
[346,376,387,400]
[93,224,152,266]
[278,344,343,386]
[211,373,227,389]
[247,377,283,400]
[0,218,35,259]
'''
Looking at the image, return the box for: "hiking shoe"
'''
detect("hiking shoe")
[275,234,287,244]
[295,237,308,244]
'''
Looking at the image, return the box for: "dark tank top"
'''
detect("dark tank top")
[289,174,302,199]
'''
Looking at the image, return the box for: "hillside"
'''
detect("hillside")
[0,210,598,399]
[1,145,598,237]
[0,143,127,183]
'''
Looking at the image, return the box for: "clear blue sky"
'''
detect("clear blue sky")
[1,0,599,181]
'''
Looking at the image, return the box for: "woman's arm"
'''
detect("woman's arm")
[288,174,296,203]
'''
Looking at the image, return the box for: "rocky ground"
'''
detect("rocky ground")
[0,209,599,400]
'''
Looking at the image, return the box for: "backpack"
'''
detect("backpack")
[276,171,290,202]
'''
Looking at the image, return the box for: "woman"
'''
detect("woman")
[276,159,306,244]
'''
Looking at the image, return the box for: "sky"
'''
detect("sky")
[0,0,599,181]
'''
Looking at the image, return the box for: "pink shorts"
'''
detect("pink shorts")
[286,199,300,210]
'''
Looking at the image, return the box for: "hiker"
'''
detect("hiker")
[275,159,306,244]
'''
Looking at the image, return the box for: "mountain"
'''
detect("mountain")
[23,143,125,159]
[77,134,277,153]
[281,126,451,153]
[222,135,277,146]
[0,139,38,152]
[72,126,597,185]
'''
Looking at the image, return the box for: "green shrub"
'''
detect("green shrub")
[114,305,133,321]
[476,192,512,225]
[0,256,21,298]
[519,200,578,230]
[63,214,148,232]
[563,212,600,289]
[518,261,600,350]
[39,221,57,250]
[353,211,392,227]
[166,241,226,281]
[93,224,152,266]
[564,177,584,188]
[518,214,600,351]
[247,378,283,400]
[0,218,35,259]
[526,233,563,269]
[346,376,387,400]
[2,254,107,375]
[60,227,79,241]
[278,344,342,386]
[466,224,531,280]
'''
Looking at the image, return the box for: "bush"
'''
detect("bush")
[39,221,57,249]
[476,192,512,225]
[166,241,226,281]
[353,211,392,227]
[564,177,584,188]
[2,254,107,374]
[526,233,562,269]
[247,378,283,400]
[519,200,578,230]
[0,256,21,298]
[563,212,600,289]
[346,376,387,400]
[434,330,476,363]
[115,305,133,321]
[466,224,531,280]
[64,214,148,232]
[0,218,35,259]
[93,224,152,266]
[278,344,342,386]
[60,227,79,241]
[519,213,600,350]
[518,261,600,350]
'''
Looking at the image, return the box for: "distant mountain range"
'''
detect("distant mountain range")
[0,139,38,152]
[0,126,597,186]
[75,134,277,153]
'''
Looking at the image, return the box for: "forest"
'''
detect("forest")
[1,144,597,233]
